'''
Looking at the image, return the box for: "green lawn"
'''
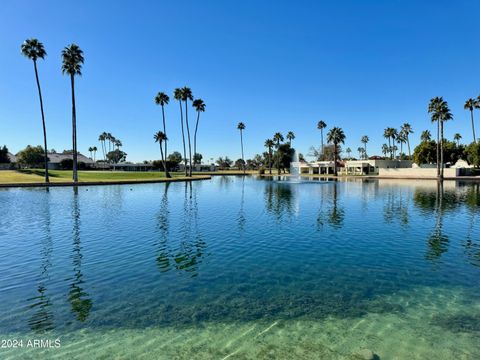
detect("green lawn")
[0,170,201,185]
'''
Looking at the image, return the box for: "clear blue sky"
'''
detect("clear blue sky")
[1,0,479,162]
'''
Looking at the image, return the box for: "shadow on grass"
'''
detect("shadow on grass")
[17,169,60,178]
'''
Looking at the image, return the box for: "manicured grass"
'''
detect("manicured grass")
[0,170,195,185]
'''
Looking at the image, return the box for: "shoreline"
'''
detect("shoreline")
[0,175,211,188]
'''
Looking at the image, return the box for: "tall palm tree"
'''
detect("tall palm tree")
[62,44,84,182]
[383,128,395,159]
[429,97,453,179]
[361,135,369,159]
[174,88,188,176]
[88,146,93,159]
[192,99,205,173]
[464,98,479,144]
[357,147,364,159]
[154,131,168,175]
[21,38,49,183]
[98,132,107,165]
[181,87,194,176]
[401,123,413,159]
[317,120,327,155]
[346,147,352,159]
[421,130,431,142]
[453,133,462,146]
[286,131,295,146]
[237,122,246,174]
[326,127,346,176]
[264,139,274,174]
[92,146,97,162]
[155,92,171,178]
[115,139,122,150]
[273,132,284,174]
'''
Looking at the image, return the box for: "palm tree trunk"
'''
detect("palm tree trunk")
[159,142,166,175]
[436,121,440,177]
[70,74,78,182]
[33,60,49,183]
[471,110,477,144]
[269,149,272,174]
[240,129,245,174]
[193,111,200,171]
[440,121,444,179]
[334,144,338,176]
[161,105,170,178]
[400,142,403,158]
[364,144,367,159]
[178,101,187,176]
[184,100,193,177]
[321,129,324,156]
[387,138,391,159]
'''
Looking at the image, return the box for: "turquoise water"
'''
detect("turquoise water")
[0,176,479,359]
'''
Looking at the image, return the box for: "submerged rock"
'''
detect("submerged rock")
[354,348,379,360]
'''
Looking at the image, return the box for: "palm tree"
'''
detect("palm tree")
[174,88,188,176]
[421,130,431,142]
[326,127,346,176]
[383,128,396,159]
[192,99,206,173]
[286,131,295,145]
[453,133,462,146]
[396,132,406,158]
[98,132,107,165]
[346,147,352,159]
[401,123,413,159]
[92,146,97,162]
[62,44,84,182]
[464,98,479,144]
[428,97,453,179]
[357,147,364,159]
[264,139,274,174]
[21,38,49,183]
[155,92,171,178]
[273,132,284,174]
[237,122,246,174]
[115,139,122,150]
[382,144,388,158]
[181,87,194,176]
[361,135,369,159]
[88,146,93,159]
[317,120,327,155]
[154,131,168,174]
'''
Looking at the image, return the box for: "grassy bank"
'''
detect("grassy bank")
[0,170,209,185]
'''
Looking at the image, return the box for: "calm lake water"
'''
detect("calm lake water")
[0,176,479,359]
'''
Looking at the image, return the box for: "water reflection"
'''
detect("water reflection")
[27,191,54,332]
[317,182,344,229]
[264,180,295,220]
[68,188,92,322]
[425,182,449,261]
[156,182,206,277]
[238,177,246,232]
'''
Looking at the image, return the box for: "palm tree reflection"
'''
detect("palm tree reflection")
[317,182,344,229]
[463,184,480,267]
[425,181,449,261]
[238,177,246,232]
[28,190,54,332]
[68,187,92,321]
[264,180,295,220]
[156,182,171,272]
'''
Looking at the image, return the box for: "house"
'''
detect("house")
[342,159,413,175]
[46,153,95,169]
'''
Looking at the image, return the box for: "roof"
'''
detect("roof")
[46,153,95,164]
[7,152,16,162]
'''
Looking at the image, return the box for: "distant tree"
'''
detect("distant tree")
[0,145,10,163]
[193,153,203,165]
[16,145,47,168]
[154,131,167,176]
[92,146,97,161]
[21,38,50,183]
[88,146,93,159]
[382,144,389,158]
[326,127,346,175]
[428,97,453,178]
[396,132,406,158]
[216,156,233,169]
[61,43,84,182]
[274,143,295,173]
[317,120,327,155]
[413,140,437,165]
[286,131,295,145]
[464,98,479,144]
[106,149,127,163]
[273,132,284,174]
[453,133,462,146]
[465,142,480,167]
[155,92,171,178]
[181,87,194,176]
[167,151,183,166]
[237,122,246,174]
[235,158,246,169]
[357,147,364,159]
[361,135,369,159]
[421,130,431,143]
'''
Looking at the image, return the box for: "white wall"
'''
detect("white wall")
[378,168,458,178]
